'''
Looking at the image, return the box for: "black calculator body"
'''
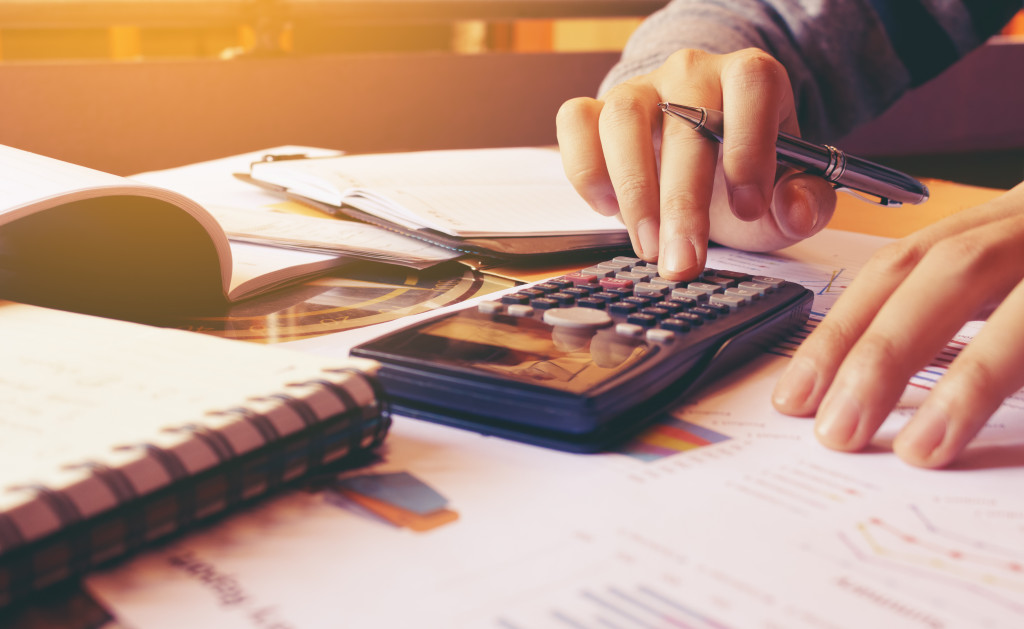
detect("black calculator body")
[352,259,813,452]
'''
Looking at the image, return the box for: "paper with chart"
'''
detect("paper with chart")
[85,229,1024,629]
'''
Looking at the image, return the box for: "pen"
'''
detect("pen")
[658,103,929,207]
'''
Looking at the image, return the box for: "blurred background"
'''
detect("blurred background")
[0,0,1021,186]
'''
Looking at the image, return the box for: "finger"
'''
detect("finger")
[813,214,1024,453]
[651,50,724,279]
[772,188,1024,418]
[894,263,1024,468]
[597,81,663,261]
[770,171,837,240]
[719,49,794,222]
[556,97,620,217]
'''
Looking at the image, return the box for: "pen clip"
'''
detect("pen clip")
[834,186,903,208]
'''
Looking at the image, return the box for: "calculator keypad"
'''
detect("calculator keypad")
[492,257,784,343]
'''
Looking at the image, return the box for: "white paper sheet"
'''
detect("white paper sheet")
[86,230,1024,629]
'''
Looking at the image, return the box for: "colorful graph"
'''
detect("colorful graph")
[619,416,731,462]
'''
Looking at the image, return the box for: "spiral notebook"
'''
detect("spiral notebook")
[0,301,390,607]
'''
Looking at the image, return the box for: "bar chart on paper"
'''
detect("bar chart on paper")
[618,416,732,462]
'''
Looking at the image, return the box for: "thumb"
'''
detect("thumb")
[771,171,837,240]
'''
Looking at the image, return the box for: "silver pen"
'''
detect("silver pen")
[658,103,929,207]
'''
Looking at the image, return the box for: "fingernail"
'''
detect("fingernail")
[773,357,819,415]
[815,389,862,449]
[636,218,659,260]
[783,184,817,237]
[662,238,698,277]
[895,405,949,464]
[731,185,766,221]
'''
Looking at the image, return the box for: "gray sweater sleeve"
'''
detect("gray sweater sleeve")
[600,0,1021,142]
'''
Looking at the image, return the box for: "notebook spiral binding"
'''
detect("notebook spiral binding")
[0,367,390,608]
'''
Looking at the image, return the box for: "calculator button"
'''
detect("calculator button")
[689,306,717,319]
[507,305,534,318]
[600,277,634,291]
[577,297,606,309]
[548,292,576,306]
[709,294,745,311]
[675,312,704,326]
[686,282,722,296]
[562,287,592,298]
[725,287,760,302]
[580,266,614,278]
[641,307,670,320]
[659,300,688,314]
[608,301,638,315]
[752,276,785,288]
[591,291,621,303]
[626,313,659,328]
[478,301,504,314]
[612,256,642,266]
[615,271,648,283]
[711,269,754,282]
[543,307,612,330]
[700,275,736,289]
[605,287,635,299]
[634,284,669,298]
[530,297,560,310]
[738,281,773,295]
[501,293,531,305]
[536,282,562,294]
[563,271,599,286]
[671,288,707,303]
[646,329,676,344]
[660,318,691,332]
[631,267,660,280]
[623,296,653,309]
[649,277,684,289]
[615,323,645,338]
[598,261,632,272]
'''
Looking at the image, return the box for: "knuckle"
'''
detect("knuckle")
[851,333,905,371]
[556,97,596,127]
[598,93,651,129]
[925,234,990,274]
[866,238,930,278]
[663,48,710,73]
[722,48,787,89]
[613,171,654,204]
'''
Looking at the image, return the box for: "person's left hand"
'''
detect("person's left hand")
[772,181,1024,467]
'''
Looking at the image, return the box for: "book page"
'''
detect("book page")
[0,144,234,300]
[249,148,628,238]
[132,147,460,269]
[0,301,359,504]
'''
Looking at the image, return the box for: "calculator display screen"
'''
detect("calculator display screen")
[394,313,652,395]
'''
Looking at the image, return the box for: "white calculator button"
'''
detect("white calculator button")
[543,307,612,330]
[738,281,772,295]
[709,294,746,312]
[725,287,760,302]
[478,301,504,314]
[507,305,534,318]
[646,329,676,344]
[686,282,722,296]
[752,276,785,288]
[615,323,645,338]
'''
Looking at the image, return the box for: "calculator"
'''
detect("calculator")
[352,257,813,452]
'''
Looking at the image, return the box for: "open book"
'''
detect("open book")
[0,301,389,607]
[0,144,458,320]
[244,147,632,260]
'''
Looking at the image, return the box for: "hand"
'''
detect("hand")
[772,181,1024,468]
[556,48,837,280]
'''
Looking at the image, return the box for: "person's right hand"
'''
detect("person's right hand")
[556,48,837,281]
